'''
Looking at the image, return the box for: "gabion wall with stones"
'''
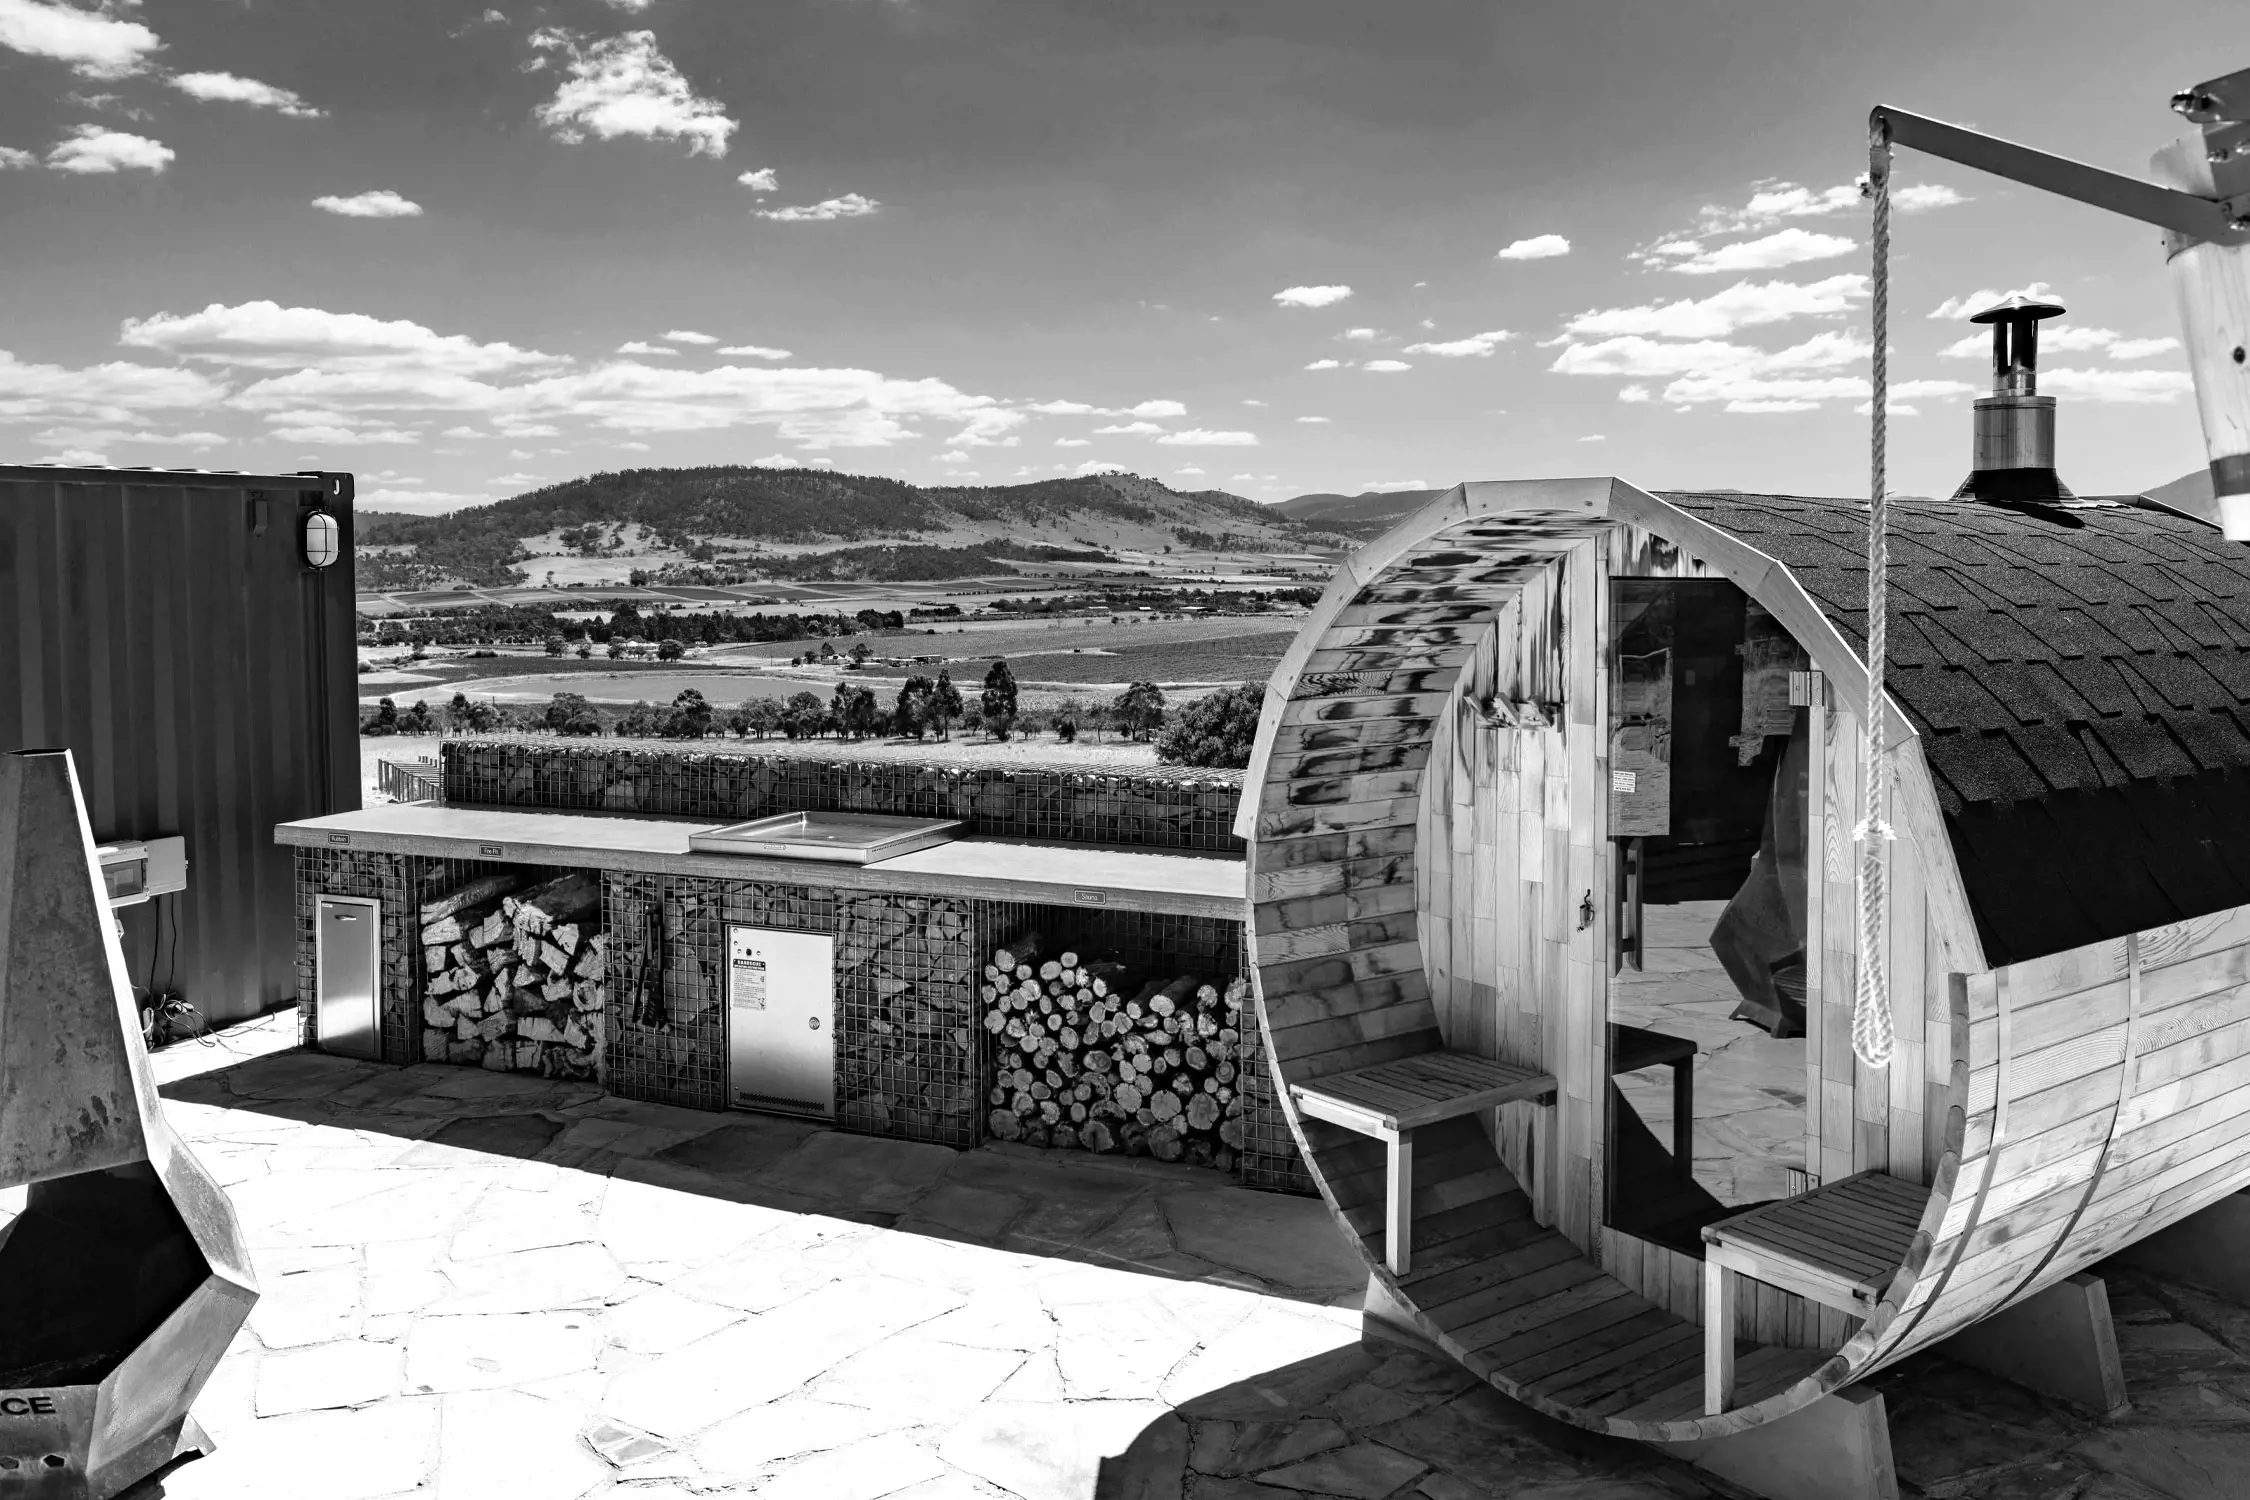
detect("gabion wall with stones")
[440,741,1244,854]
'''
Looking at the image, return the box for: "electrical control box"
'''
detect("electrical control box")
[96,835,187,908]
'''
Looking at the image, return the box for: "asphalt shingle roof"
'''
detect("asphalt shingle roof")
[1662,490,2250,965]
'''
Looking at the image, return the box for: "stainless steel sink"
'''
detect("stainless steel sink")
[686,811,964,864]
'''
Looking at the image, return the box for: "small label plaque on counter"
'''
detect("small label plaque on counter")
[327,832,350,845]
[1073,889,1107,906]
[480,844,503,857]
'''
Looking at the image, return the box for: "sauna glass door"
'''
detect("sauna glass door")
[1603,578,1811,1256]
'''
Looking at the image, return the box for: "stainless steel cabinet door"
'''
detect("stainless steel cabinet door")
[726,925,836,1119]
[315,895,381,1061]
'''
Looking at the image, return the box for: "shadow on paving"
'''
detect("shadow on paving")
[159,1046,1369,1308]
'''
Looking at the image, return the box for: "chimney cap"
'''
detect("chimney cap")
[1970,294,2066,325]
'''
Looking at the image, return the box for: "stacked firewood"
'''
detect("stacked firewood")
[418,871,608,1080]
[982,929,1248,1170]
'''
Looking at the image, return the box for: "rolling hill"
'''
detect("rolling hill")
[354,466,1338,588]
[1273,487,1443,535]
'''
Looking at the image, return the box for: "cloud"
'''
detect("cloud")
[2107,336,2180,359]
[736,167,776,191]
[356,488,493,513]
[1496,234,1569,261]
[1095,421,1163,436]
[1928,281,2059,320]
[1273,285,1351,309]
[1363,480,1426,492]
[0,0,161,79]
[1154,429,1257,446]
[1402,329,1514,357]
[529,28,735,157]
[1340,327,1381,342]
[1660,228,1856,275]
[121,301,565,375]
[1072,460,1127,475]
[1893,183,1968,213]
[1053,438,1089,448]
[169,71,322,117]
[615,341,677,355]
[1303,359,1341,371]
[602,0,654,9]
[617,440,650,451]
[491,472,545,486]
[663,329,718,345]
[1562,275,1866,340]
[1553,330,1868,379]
[718,344,791,360]
[1028,400,1097,415]
[1578,434,1606,442]
[313,190,423,218]
[1130,399,1185,418]
[1295,416,1330,424]
[1361,359,1412,373]
[0,146,32,169]
[947,409,1023,447]
[749,454,795,468]
[39,447,110,466]
[441,425,483,439]
[271,423,420,445]
[1618,385,1651,403]
[0,348,226,425]
[935,450,970,464]
[45,124,171,174]
[2037,367,2194,403]
[756,193,878,222]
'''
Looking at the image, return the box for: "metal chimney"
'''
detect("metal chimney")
[1951,294,2076,506]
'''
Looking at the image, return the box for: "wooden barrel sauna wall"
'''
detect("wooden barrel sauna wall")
[1239,476,2250,1441]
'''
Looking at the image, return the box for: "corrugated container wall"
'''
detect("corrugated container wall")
[0,466,359,1025]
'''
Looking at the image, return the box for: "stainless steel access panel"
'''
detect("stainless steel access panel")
[315,894,382,1060]
[726,925,836,1119]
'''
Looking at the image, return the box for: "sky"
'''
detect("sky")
[0,0,2233,515]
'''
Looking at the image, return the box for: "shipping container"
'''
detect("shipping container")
[0,465,359,1026]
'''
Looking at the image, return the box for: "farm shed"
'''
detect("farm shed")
[282,743,1312,1191]
[0,464,359,1027]
[1241,469,2250,1440]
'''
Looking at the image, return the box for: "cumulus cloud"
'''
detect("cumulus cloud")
[1660,228,1856,275]
[121,301,566,375]
[719,344,791,360]
[529,28,736,157]
[2038,367,2194,403]
[615,340,677,355]
[1273,285,1352,309]
[1174,465,1204,476]
[491,472,545,486]
[1552,330,1868,380]
[1691,179,1966,237]
[935,450,970,464]
[0,0,161,79]
[1937,323,2180,364]
[1618,385,1651,403]
[270,423,420,445]
[1363,480,1426,492]
[1339,328,1381,342]
[1303,359,1341,371]
[1053,438,1090,448]
[663,329,718,345]
[0,145,32,169]
[749,454,795,468]
[755,193,878,222]
[1154,429,1257,446]
[1028,400,1097,415]
[1242,398,1267,407]
[602,0,653,9]
[1130,399,1185,418]
[1496,234,1569,260]
[313,190,423,218]
[1562,275,1866,340]
[736,167,776,191]
[1893,184,1968,213]
[355,488,492,513]
[170,71,322,117]
[1578,434,1607,442]
[1402,329,1514,358]
[45,124,171,174]
[1072,460,1127,476]
[1095,421,1164,436]
[1295,416,1330,424]
[1928,281,2059,320]
[1361,359,1412,373]
[2107,336,2180,359]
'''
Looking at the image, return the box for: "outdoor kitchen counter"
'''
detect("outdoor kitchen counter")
[276,802,1246,918]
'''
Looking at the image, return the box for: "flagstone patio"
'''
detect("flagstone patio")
[98,1013,2250,1499]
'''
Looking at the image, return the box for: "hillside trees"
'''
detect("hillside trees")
[981,660,1018,738]
[832,683,881,739]
[894,674,935,739]
[931,671,965,740]
[542,693,600,736]
[661,689,715,739]
[781,691,830,739]
[1112,681,1167,741]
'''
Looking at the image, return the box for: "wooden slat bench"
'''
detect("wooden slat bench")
[1291,1051,1557,1276]
[1702,1170,1930,1413]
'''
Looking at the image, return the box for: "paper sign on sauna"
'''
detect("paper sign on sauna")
[1609,582,1674,838]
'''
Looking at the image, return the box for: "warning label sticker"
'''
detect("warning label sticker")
[728,929,768,1011]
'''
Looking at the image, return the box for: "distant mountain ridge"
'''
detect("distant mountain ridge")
[1273,487,1444,535]
[355,466,1335,588]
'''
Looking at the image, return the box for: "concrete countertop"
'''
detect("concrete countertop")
[278,802,1246,919]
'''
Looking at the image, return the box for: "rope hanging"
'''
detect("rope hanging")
[1853,124,1898,1071]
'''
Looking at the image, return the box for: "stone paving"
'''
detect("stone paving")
[1612,901,1807,1207]
[96,1013,2250,1499]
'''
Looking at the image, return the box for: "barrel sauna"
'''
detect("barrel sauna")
[1242,475,2250,1441]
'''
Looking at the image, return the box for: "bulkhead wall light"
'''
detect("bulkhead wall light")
[302,508,340,569]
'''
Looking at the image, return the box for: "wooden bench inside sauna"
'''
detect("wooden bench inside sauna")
[1242,470,2250,1442]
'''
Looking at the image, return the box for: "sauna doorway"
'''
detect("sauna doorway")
[1603,578,1812,1257]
